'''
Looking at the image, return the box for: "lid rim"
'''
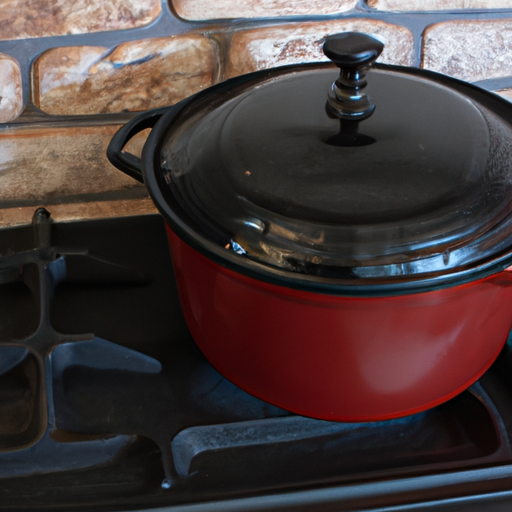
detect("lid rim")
[141,61,512,296]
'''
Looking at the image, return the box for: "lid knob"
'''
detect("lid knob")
[323,32,384,121]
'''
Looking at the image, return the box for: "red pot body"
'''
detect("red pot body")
[167,227,512,422]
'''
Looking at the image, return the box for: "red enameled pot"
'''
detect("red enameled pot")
[168,227,512,421]
[108,33,512,421]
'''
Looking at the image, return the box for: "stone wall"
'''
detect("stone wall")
[2,0,512,122]
[1,0,512,223]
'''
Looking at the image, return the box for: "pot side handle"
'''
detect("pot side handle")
[107,106,170,183]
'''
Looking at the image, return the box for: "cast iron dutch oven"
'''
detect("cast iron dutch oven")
[108,32,512,421]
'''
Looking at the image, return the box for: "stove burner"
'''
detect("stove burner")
[2,209,512,511]
[0,208,176,485]
[0,208,289,491]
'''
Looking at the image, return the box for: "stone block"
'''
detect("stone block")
[227,19,414,78]
[422,20,512,81]
[495,88,512,100]
[32,35,218,115]
[367,0,512,10]
[0,124,141,203]
[0,199,158,228]
[0,54,23,123]
[0,0,161,40]
[172,0,357,20]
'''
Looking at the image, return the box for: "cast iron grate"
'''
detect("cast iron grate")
[0,208,178,485]
[2,209,512,511]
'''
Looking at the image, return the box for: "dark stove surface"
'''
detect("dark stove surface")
[2,212,512,511]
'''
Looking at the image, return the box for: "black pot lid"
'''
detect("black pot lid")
[157,33,512,280]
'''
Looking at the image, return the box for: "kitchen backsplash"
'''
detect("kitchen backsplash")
[4,0,512,121]
[1,0,512,224]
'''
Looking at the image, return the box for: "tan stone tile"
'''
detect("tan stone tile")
[123,128,151,159]
[33,35,218,115]
[495,87,512,99]
[0,54,22,123]
[0,0,161,40]
[227,20,414,78]
[33,46,108,110]
[172,0,357,20]
[422,20,512,81]
[368,0,512,9]
[0,124,143,203]
[0,198,158,228]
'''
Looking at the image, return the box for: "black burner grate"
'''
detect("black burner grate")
[1,210,512,511]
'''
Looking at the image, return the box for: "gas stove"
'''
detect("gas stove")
[2,209,512,511]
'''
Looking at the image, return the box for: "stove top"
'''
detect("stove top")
[2,210,512,511]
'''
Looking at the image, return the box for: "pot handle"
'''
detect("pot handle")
[107,106,170,183]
